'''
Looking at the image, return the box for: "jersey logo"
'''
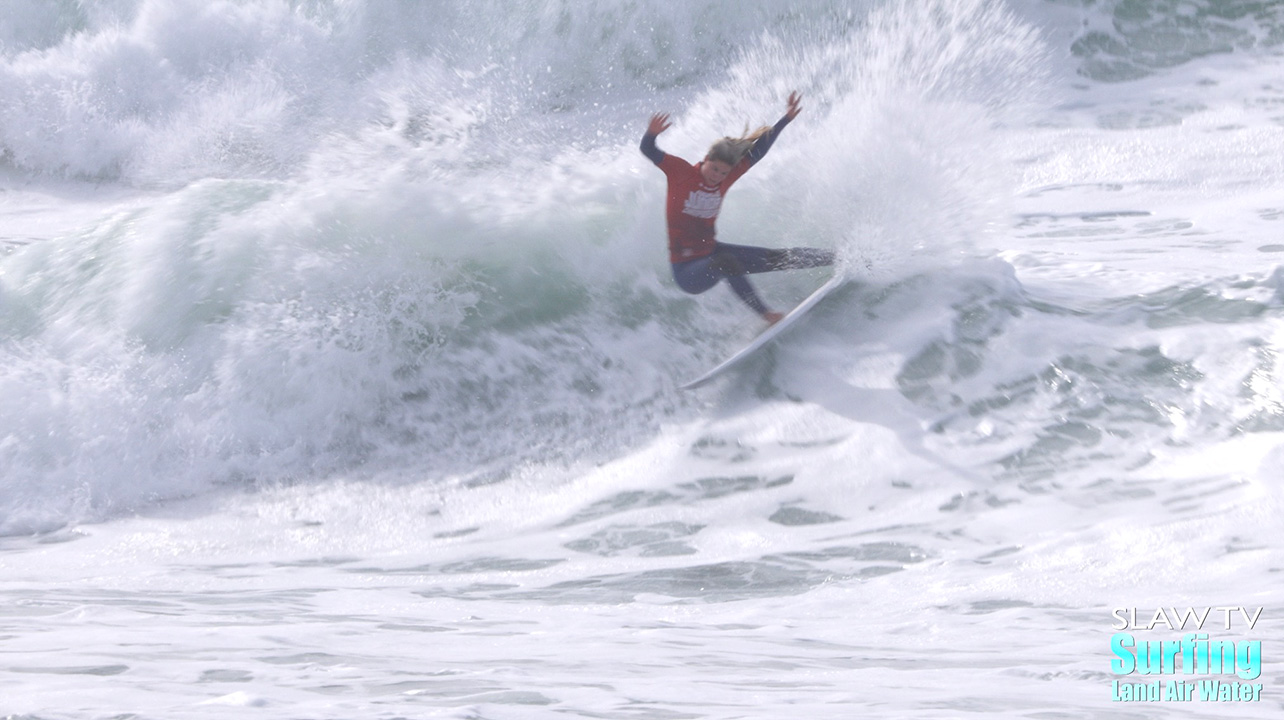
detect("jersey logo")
[682,189,722,219]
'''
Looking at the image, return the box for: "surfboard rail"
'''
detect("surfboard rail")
[680,275,844,390]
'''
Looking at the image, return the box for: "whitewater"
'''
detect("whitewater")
[1,0,1280,717]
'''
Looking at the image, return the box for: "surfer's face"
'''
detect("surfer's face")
[700,159,733,186]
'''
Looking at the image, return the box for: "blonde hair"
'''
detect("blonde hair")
[705,125,772,166]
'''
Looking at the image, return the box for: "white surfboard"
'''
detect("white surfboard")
[680,275,844,390]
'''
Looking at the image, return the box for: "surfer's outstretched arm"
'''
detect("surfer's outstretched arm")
[640,112,670,165]
[745,91,803,167]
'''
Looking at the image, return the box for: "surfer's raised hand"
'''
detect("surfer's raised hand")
[647,112,672,135]
[784,92,803,121]
[763,310,784,325]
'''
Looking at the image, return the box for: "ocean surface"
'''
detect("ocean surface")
[1,1,1281,717]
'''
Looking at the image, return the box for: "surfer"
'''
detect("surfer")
[641,91,834,324]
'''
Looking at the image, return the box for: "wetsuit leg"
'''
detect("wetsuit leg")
[714,243,835,273]
[671,256,722,294]
[671,243,834,316]
[672,254,770,315]
[724,275,770,315]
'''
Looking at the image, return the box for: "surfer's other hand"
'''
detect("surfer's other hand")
[763,311,784,325]
[785,91,802,120]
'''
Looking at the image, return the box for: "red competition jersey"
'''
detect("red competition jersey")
[656,154,750,263]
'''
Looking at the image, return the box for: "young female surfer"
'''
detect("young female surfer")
[640,91,834,324]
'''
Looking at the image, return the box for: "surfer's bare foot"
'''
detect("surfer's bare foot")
[763,311,784,325]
